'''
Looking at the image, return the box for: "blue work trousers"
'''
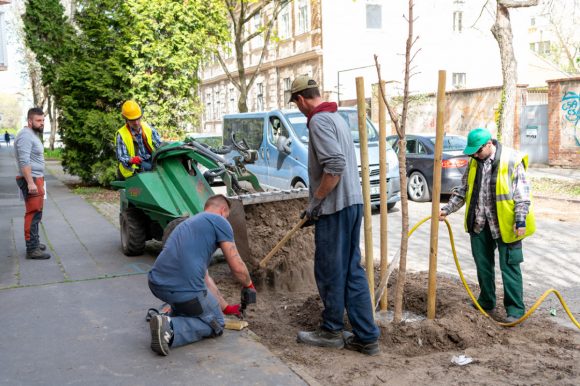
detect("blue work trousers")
[314,204,379,343]
[148,282,225,348]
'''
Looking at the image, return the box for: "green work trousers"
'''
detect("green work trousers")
[470,224,525,318]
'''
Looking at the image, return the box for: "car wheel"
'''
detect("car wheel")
[407,171,431,202]
[293,181,307,189]
[120,208,147,256]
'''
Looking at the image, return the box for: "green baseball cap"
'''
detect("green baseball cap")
[464,128,492,155]
[288,75,318,103]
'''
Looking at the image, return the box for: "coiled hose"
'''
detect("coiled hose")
[407,216,580,329]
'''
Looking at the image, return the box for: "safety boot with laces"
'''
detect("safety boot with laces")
[297,327,344,348]
[150,315,173,356]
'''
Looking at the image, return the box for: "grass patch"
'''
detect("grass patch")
[44,148,63,160]
[531,177,580,198]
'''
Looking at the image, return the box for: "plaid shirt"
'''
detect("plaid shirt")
[116,124,161,169]
[442,146,531,239]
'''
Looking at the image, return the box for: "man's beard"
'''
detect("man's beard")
[31,125,44,134]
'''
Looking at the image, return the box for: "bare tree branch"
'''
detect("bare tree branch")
[216,51,241,91]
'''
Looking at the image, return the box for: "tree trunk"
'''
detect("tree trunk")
[47,95,58,150]
[393,141,409,322]
[491,3,516,145]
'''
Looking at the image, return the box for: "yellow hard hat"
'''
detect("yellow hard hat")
[121,100,142,120]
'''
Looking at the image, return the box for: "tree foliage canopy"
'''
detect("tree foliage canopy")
[22,0,229,185]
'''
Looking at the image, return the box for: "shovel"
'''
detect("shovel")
[258,217,308,269]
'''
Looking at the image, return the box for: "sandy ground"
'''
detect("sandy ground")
[78,185,580,385]
[204,196,579,386]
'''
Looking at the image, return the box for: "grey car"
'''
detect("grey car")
[387,134,469,202]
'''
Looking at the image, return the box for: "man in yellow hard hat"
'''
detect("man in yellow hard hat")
[115,100,161,178]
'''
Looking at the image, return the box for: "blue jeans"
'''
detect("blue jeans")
[148,281,225,348]
[314,204,379,343]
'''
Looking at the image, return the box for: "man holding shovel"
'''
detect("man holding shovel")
[290,75,380,356]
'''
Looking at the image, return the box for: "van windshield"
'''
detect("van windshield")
[284,110,379,144]
[285,113,309,143]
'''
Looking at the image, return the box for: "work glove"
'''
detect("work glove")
[130,156,142,165]
[222,304,242,317]
[300,197,323,227]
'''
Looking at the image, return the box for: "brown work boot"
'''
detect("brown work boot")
[26,248,51,260]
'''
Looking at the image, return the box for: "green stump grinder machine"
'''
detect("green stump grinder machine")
[110,137,308,268]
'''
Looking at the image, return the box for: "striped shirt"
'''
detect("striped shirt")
[442,145,531,239]
[115,124,161,169]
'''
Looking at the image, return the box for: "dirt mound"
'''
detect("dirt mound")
[243,198,316,291]
[210,264,580,385]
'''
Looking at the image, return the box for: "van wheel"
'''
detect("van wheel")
[407,171,431,202]
[293,181,307,189]
[120,208,147,256]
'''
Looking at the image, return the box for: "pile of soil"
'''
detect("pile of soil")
[211,265,580,385]
[243,198,316,292]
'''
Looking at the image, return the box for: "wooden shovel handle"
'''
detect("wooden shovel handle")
[258,217,308,269]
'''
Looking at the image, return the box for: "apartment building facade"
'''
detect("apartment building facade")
[199,0,569,134]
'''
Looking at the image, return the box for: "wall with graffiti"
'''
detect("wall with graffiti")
[546,77,580,167]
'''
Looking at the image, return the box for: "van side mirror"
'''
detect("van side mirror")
[276,136,292,154]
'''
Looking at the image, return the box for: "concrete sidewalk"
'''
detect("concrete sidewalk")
[0,145,306,386]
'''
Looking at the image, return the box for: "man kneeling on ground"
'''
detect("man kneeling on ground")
[147,194,256,356]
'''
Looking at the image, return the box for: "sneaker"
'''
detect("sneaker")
[26,249,51,260]
[150,315,173,356]
[297,328,344,348]
[343,331,380,356]
[39,243,47,251]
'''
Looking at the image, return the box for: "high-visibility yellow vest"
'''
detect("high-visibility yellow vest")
[464,146,535,243]
[115,122,156,178]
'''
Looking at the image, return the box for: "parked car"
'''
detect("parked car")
[386,134,469,202]
[222,108,401,210]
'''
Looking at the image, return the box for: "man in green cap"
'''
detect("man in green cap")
[439,128,535,324]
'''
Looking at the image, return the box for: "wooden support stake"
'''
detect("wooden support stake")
[355,77,375,314]
[427,70,446,320]
[378,80,389,311]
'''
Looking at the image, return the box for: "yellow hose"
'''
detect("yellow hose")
[408,216,580,329]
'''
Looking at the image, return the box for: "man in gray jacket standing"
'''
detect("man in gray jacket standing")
[290,76,380,356]
[14,108,50,260]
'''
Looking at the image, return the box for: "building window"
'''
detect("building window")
[229,87,236,113]
[278,3,291,39]
[453,11,463,33]
[256,82,264,111]
[296,0,310,35]
[366,4,382,29]
[253,13,263,47]
[452,73,466,89]
[215,91,222,120]
[205,92,213,121]
[283,78,292,108]
[539,41,551,54]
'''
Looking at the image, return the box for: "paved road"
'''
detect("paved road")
[368,196,580,330]
[0,146,306,386]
